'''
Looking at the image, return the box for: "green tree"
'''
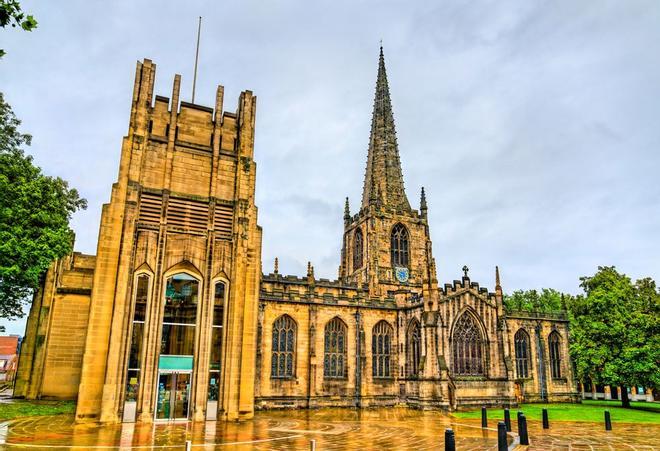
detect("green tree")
[0,93,86,319]
[569,266,660,407]
[503,288,566,313]
[0,0,37,58]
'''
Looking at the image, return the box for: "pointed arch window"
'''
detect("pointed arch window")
[161,273,199,356]
[324,317,347,379]
[452,313,485,376]
[549,331,562,379]
[208,282,225,401]
[353,228,364,271]
[406,319,421,377]
[125,273,149,402]
[514,329,530,379]
[271,315,296,378]
[372,321,393,378]
[391,223,409,268]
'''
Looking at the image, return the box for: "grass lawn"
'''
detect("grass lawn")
[452,400,660,424]
[0,399,76,421]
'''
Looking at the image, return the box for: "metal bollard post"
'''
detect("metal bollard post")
[497,421,508,451]
[504,408,511,432]
[185,440,192,451]
[518,413,529,446]
[542,408,549,429]
[310,439,317,450]
[445,428,456,451]
[517,410,523,424]
[481,406,488,428]
[604,410,612,431]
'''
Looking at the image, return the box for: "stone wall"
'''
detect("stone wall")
[505,313,578,403]
[14,252,94,399]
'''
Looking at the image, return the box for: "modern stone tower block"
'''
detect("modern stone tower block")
[17,59,263,423]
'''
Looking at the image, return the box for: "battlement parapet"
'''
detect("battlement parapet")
[440,277,496,301]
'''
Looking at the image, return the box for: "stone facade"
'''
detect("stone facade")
[15,48,578,423]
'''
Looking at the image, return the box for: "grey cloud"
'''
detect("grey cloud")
[1,0,659,334]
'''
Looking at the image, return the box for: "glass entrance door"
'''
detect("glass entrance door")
[156,372,191,420]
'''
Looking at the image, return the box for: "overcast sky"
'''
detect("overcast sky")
[2,1,660,334]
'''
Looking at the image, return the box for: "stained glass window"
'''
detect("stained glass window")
[271,315,296,378]
[451,313,485,376]
[324,317,347,379]
[549,331,562,379]
[372,321,393,378]
[514,328,530,378]
[391,223,409,268]
[407,319,421,377]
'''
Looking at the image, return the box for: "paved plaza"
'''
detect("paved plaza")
[0,407,658,450]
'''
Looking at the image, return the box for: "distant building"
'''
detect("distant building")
[0,335,21,383]
[15,48,578,423]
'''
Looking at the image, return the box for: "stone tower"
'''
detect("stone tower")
[339,47,438,302]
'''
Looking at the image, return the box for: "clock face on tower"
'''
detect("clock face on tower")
[394,266,409,283]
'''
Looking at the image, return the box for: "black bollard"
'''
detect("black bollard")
[604,410,612,431]
[504,408,511,432]
[518,413,529,445]
[497,421,508,451]
[445,428,456,451]
[542,408,549,429]
[517,410,523,424]
[481,406,488,428]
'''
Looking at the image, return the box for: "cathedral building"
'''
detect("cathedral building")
[14,48,578,423]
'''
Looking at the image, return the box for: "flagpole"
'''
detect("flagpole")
[192,16,202,104]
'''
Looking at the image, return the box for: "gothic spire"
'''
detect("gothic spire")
[361,46,411,211]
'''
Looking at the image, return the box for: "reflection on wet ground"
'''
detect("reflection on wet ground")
[0,407,658,450]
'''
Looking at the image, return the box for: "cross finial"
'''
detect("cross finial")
[274,257,279,274]
[462,265,469,278]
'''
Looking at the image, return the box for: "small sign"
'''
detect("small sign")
[130,377,138,385]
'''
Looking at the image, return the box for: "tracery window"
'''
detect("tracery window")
[549,331,562,378]
[353,228,364,271]
[324,317,347,379]
[372,321,393,378]
[514,329,530,379]
[271,315,296,378]
[452,313,485,376]
[390,223,409,268]
[406,319,421,377]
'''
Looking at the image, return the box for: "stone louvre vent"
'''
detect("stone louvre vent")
[214,203,234,240]
[137,192,162,224]
[138,192,234,238]
[166,197,208,232]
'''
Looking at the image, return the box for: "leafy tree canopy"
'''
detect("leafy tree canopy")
[569,266,659,406]
[503,288,568,313]
[0,0,37,58]
[0,93,86,319]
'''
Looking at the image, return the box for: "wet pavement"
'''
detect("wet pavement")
[0,407,658,450]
